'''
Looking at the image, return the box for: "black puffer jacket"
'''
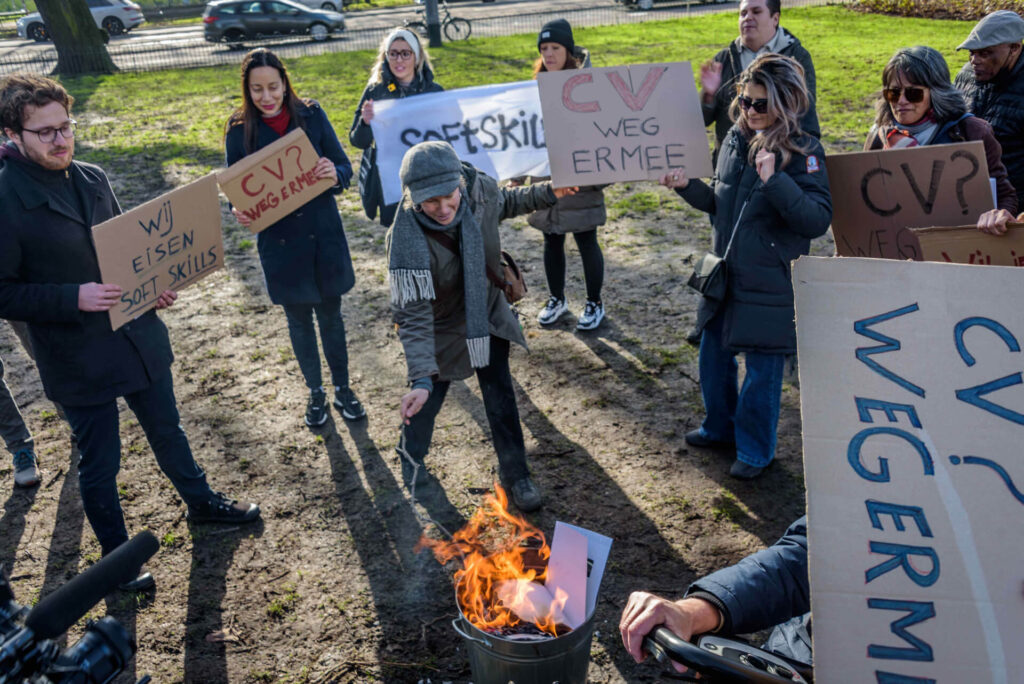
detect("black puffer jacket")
[703,30,819,160]
[956,57,1024,209]
[677,127,832,354]
[349,63,443,227]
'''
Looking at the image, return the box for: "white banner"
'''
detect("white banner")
[370,81,549,205]
[794,255,1024,683]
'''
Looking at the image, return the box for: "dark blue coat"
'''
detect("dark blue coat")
[678,128,832,354]
[687,516,812,664]
[225,101,354,306]
[0,150,173,407]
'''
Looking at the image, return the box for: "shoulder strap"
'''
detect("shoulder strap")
[423,228,507,290]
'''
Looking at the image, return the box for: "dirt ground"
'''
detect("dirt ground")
[0,162,832,682]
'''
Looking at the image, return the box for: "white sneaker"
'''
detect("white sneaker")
[537,296,568,326]
[13,448,41,487]
[576,300,605,331]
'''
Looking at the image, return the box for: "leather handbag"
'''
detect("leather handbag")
[687,196,752,303]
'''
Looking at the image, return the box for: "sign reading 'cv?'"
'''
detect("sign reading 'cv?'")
[217,127,335,234]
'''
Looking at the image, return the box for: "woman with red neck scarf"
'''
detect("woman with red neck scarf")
[225,48,364,429]
[864,45,1017,234]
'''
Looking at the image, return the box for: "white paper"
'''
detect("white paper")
[555,521,612,619]
[545,524,588,628]
[370,81,550,205]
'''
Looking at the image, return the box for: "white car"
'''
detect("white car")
[17,0,145,42]
[291,0,347,10]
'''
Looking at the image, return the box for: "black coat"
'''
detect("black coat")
[703,30,819,161]
[677,127,832,354]
[956,57,1024,209]
[225,101,354,306]
[0,151,174,407]
[349,64,443,227]
[687,517,812,664]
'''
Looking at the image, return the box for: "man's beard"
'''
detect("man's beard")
[25,142,72,171]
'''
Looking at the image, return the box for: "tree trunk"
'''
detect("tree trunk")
[36,0,116,75]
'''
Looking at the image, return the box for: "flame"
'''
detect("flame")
[417,483,567,636]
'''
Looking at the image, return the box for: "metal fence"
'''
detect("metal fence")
[0,0,847,76]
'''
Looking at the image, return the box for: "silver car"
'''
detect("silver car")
[203,0,345,45]
[17,0,145,42]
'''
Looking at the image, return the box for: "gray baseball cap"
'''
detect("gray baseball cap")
[958,10,1024,50]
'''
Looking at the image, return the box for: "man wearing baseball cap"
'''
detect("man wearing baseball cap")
[955,10,1024,208]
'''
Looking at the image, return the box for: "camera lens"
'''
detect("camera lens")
[51,616,135,684]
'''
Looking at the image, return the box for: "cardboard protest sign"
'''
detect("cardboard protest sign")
[371,81,548,205]
[217,127,334,233]
[93,173,222,331]
[914,223,1024,266]
[826,141,995,260]
[794,255,1024,683]
[536,61,713,187]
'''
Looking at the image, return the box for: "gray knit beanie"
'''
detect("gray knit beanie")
[400,141,462,205]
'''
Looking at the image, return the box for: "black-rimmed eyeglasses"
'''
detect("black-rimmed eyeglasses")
[21,120,76,144]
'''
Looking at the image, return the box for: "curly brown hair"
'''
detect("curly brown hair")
[0,74,73,136]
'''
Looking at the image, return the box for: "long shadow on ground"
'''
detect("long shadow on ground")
[183,520,265,684]
[320,416,463,683]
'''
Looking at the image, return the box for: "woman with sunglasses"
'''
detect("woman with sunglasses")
[350,28,443,228]
[660,54,832,480]
[865,46,1016,233]
[225,49,364,428]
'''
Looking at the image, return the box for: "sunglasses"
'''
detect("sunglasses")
[883,86,927,104]
[738,96,769,114]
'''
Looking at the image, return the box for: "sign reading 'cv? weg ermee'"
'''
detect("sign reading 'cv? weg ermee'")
[217,127,335,234]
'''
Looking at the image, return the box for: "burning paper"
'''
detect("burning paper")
[417,484,611,638]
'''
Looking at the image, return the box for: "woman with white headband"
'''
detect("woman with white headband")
[350,28,443,228]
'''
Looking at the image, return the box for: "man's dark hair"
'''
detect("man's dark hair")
[0,74,73,135]
[766,0,781,15]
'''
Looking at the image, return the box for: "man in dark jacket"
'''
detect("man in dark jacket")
[0,74,260,588]
[955,10,1024,209]
[699,0,819,162]
[620,517,811,669]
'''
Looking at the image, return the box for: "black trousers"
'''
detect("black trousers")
[403,336,529,484]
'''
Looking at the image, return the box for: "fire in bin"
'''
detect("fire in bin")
[417,483,570,638]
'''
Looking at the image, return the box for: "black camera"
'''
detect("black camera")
[0,531,158,684]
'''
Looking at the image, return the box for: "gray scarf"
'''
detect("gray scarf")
[388,184,491,368]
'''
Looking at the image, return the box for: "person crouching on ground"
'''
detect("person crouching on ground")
[388,141,575,512]
[662,54,832,480]
[226,49,365,428]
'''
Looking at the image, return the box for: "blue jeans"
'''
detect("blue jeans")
[62,371,213,555]
[282,297,350,390]
[403,337,529,484]
[697,315,785,468]
[0,355,32,455]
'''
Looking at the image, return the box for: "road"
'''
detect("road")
[0,0,811,75]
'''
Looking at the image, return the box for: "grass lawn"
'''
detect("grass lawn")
[60,5,975,202]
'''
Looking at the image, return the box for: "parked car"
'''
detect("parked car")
[17,0,144,42]
[203,0,345,45]
[291,0,348,11]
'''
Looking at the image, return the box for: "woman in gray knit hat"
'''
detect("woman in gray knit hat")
[387,141,575,512]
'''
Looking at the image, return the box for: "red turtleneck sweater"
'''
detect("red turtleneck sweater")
[263,109,291,137]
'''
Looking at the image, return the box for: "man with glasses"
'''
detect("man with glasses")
[698,0,819,164]
[0,74,261,590]
[956,10,1024,210]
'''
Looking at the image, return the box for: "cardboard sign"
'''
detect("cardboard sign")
[217,127,334,234]
[794,255,1024,683]
[371,81,549,206]
[93,173,223,331]
[914,223,1024,266]
[537,61,713,187]
[826,141,995,260]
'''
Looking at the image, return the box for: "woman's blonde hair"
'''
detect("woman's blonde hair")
[367,28,434,86]
[728,53,812,168]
